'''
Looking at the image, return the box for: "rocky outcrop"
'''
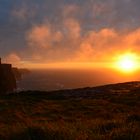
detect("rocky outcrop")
[0,59,16,94]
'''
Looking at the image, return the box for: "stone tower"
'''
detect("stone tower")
[0,58,16,94]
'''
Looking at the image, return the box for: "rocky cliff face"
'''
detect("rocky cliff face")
[0,60,16,94]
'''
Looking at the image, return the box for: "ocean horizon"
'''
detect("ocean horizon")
[17,68,140,91]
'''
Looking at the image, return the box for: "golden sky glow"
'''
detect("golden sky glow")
[23,62,110,69]
[2,0,140,74]
[113,52,140,73]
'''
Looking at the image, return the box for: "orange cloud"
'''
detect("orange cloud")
[3,53,22,67]
[64,18,81,39]
[124,29,140,48]
[74,28,118,61]
[75,43,95,61]
[19,24,140,68]
[5,1,140,69]
[27,24,63,48]
[27,26,140,61]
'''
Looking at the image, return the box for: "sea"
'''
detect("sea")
[17,68,140,91]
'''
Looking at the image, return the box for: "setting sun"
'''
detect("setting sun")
[114,53,139,73]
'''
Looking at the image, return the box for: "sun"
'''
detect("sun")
[114,52,139,73]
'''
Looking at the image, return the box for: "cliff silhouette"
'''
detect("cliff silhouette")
[0,58,16,94]
[12,67,22,80]
[12,67,30,81]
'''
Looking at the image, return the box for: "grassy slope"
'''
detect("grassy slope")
[0,81,140,140]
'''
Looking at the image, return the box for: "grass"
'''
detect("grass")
[0,81,139,139]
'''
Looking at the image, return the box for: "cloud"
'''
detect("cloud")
[2,0,140,68]
[124,29,140,47]
[25,17,81,62]
[75,28,140,62]
[62,4,79,18]
[3,53,22,66]
[12,6,28,21]
[11,2,37,22]
[63,18,81,39]
[74,28,119,61]
[25,19,140,64]
[75,43,95,61]
[27,24,63,49]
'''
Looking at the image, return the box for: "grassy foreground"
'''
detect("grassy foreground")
[0,82,140,140]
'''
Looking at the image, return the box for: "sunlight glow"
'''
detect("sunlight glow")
[114,52,140,73]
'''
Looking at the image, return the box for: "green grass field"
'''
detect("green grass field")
[0,82,140,140]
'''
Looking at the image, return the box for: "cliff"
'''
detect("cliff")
[12,67,22,80]
[0,59,16,94]
[12,67,30,80]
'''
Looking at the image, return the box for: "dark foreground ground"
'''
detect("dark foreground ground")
[0,81,140,140]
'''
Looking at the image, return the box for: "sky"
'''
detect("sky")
[1,0,140,68]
